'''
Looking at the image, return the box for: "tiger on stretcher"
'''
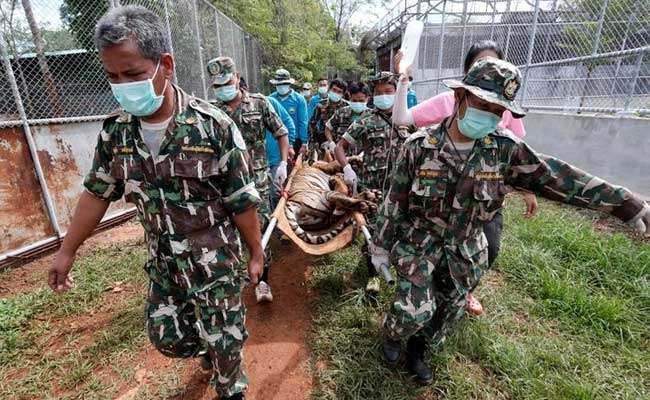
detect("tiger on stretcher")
[284,156,380,244]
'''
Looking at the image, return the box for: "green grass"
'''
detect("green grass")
[309,197,650,400]
[0,244,148,399]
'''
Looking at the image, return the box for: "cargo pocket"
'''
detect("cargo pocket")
[448,234,489,290]
[473,179,506,222]
[410,173,447,220]
[187,223,242,287]
[169,153,222,201]
[110,156,145,203]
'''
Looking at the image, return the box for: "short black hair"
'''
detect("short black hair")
[318,77,328,84]
[464,40,504,73]
[329,78,347,92]
[349,82,369,96]
[408,76,413,82]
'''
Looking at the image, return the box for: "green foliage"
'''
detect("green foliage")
[60,0,109,50]
[212,0,365,87]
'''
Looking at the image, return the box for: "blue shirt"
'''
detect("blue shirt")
[266,96,296,167]
[407,89,418,109]
[269,89,308,147]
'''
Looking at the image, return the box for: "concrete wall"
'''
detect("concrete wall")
[523,112,650,197]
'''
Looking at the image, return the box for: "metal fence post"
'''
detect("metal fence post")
[489,0,497,40]
[192,0,208,99]
[0,30,62,238]
[459,0,468,71]
[214,10,223,55]
[623,53,643,111]
[519,0,541,105]
[435,0,447,94]
[591,0,609,55]
[242,34,250,88]
[162,0,177,84]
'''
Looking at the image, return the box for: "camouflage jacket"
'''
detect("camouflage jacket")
[212,90,287,172]
[309,98,347,145]
[84,85,260,293]
[342,108,410,192]
[374,123,646,290]
[325,105,366,144]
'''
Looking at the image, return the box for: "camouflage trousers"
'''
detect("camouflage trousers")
[146,274,248,397]
[383,263,469,349]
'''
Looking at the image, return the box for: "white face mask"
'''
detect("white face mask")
[276,84,291,96]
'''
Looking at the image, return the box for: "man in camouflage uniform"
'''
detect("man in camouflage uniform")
[309,77,348,156]
[47,7,262,400]
[324,81,370,151]
[207,56,289,303]
[334,72,411,294]
[371,57,650,385]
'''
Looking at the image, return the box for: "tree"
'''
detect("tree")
[320,0,388,43]
[60,0,108,50]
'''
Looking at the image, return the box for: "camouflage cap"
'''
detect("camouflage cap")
[206,56,236,85]
[443,57,525,118]
[367,71,398,89]
[269,68,295,85]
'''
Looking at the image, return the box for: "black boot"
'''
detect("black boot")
[382,336,402,366]
[221,393,244,400]
[405,335,433,385]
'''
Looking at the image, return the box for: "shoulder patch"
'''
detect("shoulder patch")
[492,127,522,144]
[231,125,247,150]
[404,129,428,144]
[189,97,233,129]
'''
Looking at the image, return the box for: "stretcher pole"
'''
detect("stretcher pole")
[353,213,395,284]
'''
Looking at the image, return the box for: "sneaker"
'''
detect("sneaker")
[255,281,273,303]
[365,276,381,294]
[466,293,483,316]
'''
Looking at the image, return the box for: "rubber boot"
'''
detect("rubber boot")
[382,336,402,366]
[405,335,433,385]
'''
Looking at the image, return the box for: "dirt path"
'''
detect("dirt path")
[1,221,316,400]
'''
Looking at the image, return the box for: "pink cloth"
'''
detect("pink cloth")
[410,91,526,138]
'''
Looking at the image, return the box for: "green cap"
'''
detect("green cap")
[443,57,525,118]
[269,68,295,85]
[367,71,397,88]
[206,56,236,85]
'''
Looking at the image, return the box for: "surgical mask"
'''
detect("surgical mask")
[349,101,366,114]
[318,86,327,95]
[110,61,167,117]
[457,97,501,139]
[276,84,291,96]
[214,84,238,102]
[328,91,342,103]
[373,94,394,110]
[302,89,311,97]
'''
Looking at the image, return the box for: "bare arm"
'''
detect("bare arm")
[278,134,289,163]
[48,191,110,292]
[334,139,349,167]
[232,207,264,284]
[325,126,334,143]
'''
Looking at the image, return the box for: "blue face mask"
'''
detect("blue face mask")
[276,84,291,96]
[374,94,395,110]
[328,91,342,103]
[110,61,167,117]
[318,86,328,95]
[457,97,501,139]
[349,101,366,114]
[214,84,238,102]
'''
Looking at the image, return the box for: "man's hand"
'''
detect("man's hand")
[299,144,308,155]
[523,192,538,219]
[48,251,75,293]
[631,203,650,237]
[274,161,288,187]
[288,147,296,160]
[247,251,264,285]
[343,164,358,195]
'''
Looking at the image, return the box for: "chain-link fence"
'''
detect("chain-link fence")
[372,0,650,114]
[0,0,264,127]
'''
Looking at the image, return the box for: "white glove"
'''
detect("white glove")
[326,141,336,152]
[274,161,287,187]
[370,244,390,272]
[629,203,650,237]
[343,163,357,194]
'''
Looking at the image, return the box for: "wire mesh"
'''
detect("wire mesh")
[0,0,264,127]
[375,0,650,114]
